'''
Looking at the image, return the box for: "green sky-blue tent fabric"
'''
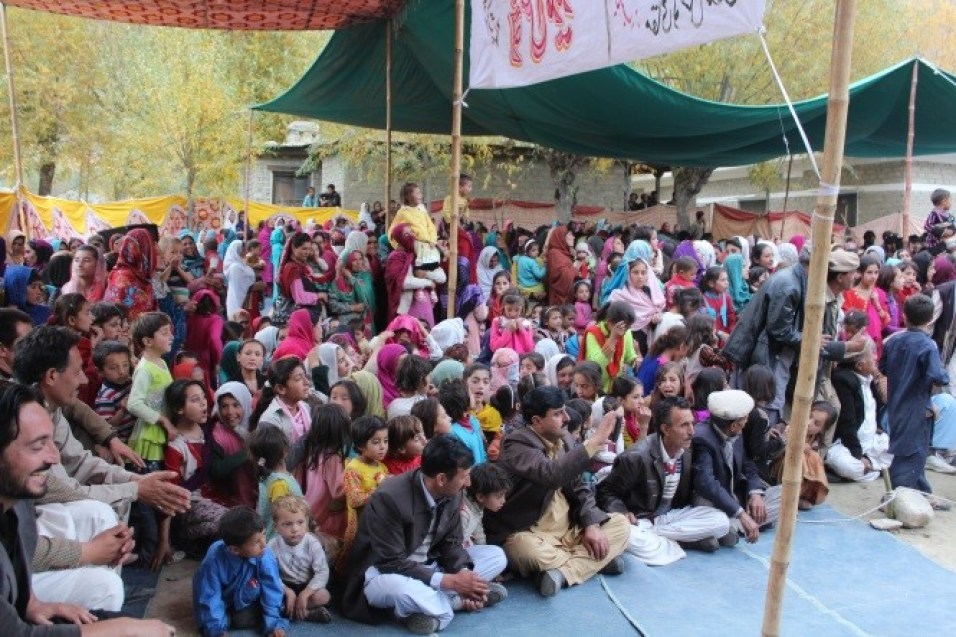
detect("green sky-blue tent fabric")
[256,1,956,166]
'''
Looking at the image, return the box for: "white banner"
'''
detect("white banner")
[469,0,766,89]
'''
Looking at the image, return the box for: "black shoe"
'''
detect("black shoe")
[598,555,625,575]
[485,582,508,607]
[538,569,566,597]
[680,537,720,553]
[405,613,440,635]
[718,529,740,548]
[306,606,332,623]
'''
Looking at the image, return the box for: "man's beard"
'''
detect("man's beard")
[0,463,51,500]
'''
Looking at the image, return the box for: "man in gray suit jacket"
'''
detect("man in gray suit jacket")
[0,382,172,636]
[341,435,507,635]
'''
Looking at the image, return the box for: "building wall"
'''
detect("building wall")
[248,152,317,203]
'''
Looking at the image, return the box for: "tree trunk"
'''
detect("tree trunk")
[545,149,584,224]
[673,166,715,231]
[554,179,572,222]
[37,161,55,196]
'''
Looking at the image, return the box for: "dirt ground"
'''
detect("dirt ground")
[147,473,956,636]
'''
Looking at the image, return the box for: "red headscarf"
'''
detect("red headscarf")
[184,289,225,382]
[173,359,215,408]
[103,228,156,320]
[384,223,416,321]
[277,234,311,299]
[273,309,316,362]
[546,225,576,305]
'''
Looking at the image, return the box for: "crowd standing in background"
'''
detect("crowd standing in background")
[1,177,955,637]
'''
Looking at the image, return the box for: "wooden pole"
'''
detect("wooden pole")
[243,109,253,241]
[385,19,393,231]
[1,3,28,239]
[779,154,793,239]
[761,1,856,635]
[902,59,919,238]
[446,0,464,320]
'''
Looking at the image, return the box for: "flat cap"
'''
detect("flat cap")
[828,248,860,273]
[708,390,755,420]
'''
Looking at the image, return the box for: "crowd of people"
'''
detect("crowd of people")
[1,176,956,637]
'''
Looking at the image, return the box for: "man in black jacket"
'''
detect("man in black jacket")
[341,436,507,635]
[597,398,731,565]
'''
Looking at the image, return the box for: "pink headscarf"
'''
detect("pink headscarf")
[376,344,407,408]
[386,315,430,358]
[273,309,316,362]
[490,348,519,393]
[789,234,806,252]
[608,258,666,331]
[593,236,616,300]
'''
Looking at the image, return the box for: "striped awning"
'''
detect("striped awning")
[2,1,407,30]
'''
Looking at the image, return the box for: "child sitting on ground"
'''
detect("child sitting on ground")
[250,425,303,539]
[193,506,288,637]
[383,414,426,475]
[772,401,834,510]
[268,496,332,624]
[461,462,511,549]
[664,257,698,310]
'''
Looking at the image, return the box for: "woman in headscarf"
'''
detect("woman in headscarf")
[103,228,156,320]
[331,248,374,335]
[314,342,354,396]
[270,221,286,299]
[484,230,512,272]
[218,341,243,385]
[476,246,503,299]
[593,236,617,309]
[184,289,225,384]
[489,348,519,393]
[179,230,206,280]
[546,225,576,306]
[273,308,319,362]
[608,256,666,356]
[932,254,956,287]
[276,232,322,322]
[724,253,752,314]
[385,315,431,359]
[207,381,256,508]
[61,245,107,302]
[430,359,465,390]
[384,223,435,325]
[4,264,51,325]
[6,230,25,265]
[375,343,407,410]
[601,240,653,305]
[25,239,53,272]
[776,243,799,270]
[429,318,466,360]
[351,369,386,418]
[455,283,487,358]
[223,239,257,319]
[534,338,561,362]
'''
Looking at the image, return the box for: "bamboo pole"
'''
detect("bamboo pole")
[761,1,856,635]
[0,3,28,239]
[902,59,919,238]
[446,0,464,320]
[243,109,253,240]
[385,19,393,230]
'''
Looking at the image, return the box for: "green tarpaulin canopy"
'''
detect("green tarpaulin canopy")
[256,1,956,166]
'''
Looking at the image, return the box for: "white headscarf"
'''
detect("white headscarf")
[223,240,256,317]
[318,342,345,386]
[544,353,573,388]
[213,381,253,437]
[477,246,503,298]
[430,318,466,356]
[255,325,279,360]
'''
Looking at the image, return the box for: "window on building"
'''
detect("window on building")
[835,193,858,227]
[272,171,311,206]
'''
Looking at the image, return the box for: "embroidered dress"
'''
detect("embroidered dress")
[339,457,388,570]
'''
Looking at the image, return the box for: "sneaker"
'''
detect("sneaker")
[485,582,508,607]
[305,606,332,623]
[598,555,625,576]
[404,613,440,635]
[926,454,956,475]
[679,537,720,553]
[718,529,740,548]
[538,569,566,597]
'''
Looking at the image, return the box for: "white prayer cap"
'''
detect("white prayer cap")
[708,390,755,421]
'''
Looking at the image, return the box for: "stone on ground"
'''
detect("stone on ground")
[869,517,904,531]
[886,487,935,528]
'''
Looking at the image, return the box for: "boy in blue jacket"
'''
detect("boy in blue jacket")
[193,506,289,637]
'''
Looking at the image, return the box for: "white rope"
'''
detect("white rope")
[798,491,896,524]
[757,27,821,180]
[599,575,649,636]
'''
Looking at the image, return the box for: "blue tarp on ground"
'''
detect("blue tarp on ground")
[232,504,956,636]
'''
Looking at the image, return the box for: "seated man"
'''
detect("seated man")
[692,390,781,544]
[484,386,630,597]
[597,397,731,565]
[342,436,507,635]
[0,381,173,637]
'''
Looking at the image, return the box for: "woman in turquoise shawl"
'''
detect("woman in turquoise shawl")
[270,223,285,298]
[599,239,654,305]
[218,340,242,385]
[485,231,512,271]
[724,253,752,313]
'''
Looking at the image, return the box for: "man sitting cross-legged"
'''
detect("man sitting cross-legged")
[597,397,731,565]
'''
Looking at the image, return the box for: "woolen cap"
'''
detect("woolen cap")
[827,248,860,273]
[708,390,755,420]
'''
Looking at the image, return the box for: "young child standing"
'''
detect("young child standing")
[93,341,136,445]
[250,425,303,539]
[267,496,332,624]
[572,281,594,336]
[340,416,390,569]
[193,506,289,637]
[127,312,177,471]
[461,462,511,549]
[490,291,535,354]
[383,414,426,475]
[880,294,950,503]
[664,257,698,310]
[251,358,313,444]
